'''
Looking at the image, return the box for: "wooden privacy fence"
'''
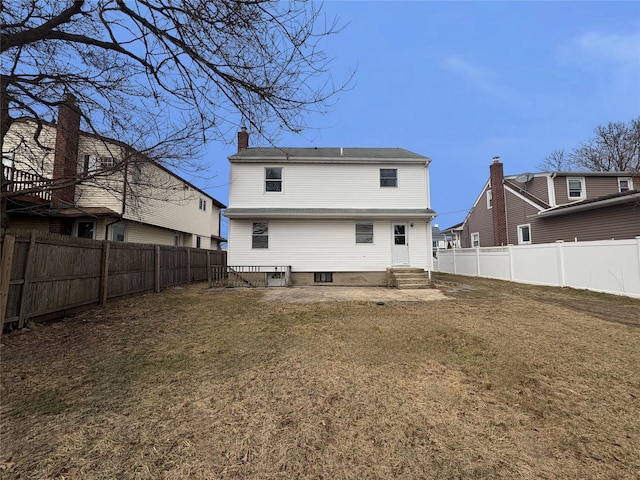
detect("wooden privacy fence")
[0,230,226,329]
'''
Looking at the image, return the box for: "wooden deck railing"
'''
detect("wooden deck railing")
[2,166,52,201]
[209,265,291,287]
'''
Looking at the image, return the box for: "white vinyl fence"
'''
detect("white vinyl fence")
[434,237,640,299]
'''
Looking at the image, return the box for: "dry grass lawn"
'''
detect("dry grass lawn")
[1,273,639,479]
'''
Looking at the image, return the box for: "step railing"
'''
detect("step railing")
[209,265,291,287]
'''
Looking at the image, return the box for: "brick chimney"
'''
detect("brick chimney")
[52,94,80,207]
[50,95,81,234]
[490,156,508,246]
[237,127,248,152]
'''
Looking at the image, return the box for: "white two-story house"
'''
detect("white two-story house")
[2,96,226,249]
[224,129,436,286]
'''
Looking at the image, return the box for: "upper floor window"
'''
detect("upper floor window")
[471,232,480,248]
[265,167,282,192]
[100,156,115,168]
[252,222,269,249]
[486,189,493,209]
[2,152,14,168]
[132,164,142,184]
[517,224,532,245]
[355,223,374,244]
[618,177,633,192]
[199,198,207,211]
[567,177,585,199]
[380,168,397,187]
[83,154,98,174]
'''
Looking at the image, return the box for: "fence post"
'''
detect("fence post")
[475,247,481,276]
[155,245,161,293]
[186,248,191,284]
[18,232,37,327]
[508,245,514,281]
[0,234,15,327]
[452,247,457,274]
[555,240,566,287]
[100,241,110,306]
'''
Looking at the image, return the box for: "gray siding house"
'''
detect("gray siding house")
[456,158,639,247]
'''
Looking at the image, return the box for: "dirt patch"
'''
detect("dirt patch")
[257,285,449,303]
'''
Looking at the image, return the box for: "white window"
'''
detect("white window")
[111,223,127,242]
[380,168,397,187]
[517,224,532,245]
[252,222,268,249]
[196,236,201,249]
[265,167,282,192]
[567,177,585,199]
[76,221,95,239]
[618,177,633,192]
[174,233,181,246]
[83,154,98,174]
[2,152,14,168]
[486,189,493,209]
[355,223,374,244]
[199,198,207,211]
[471,232,480,248]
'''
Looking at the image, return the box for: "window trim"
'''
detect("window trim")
[355,222,374,244]
[252,222,269,249]
[314,272,333,283]
[471,232,480,248]
[566,177,586,200]
[486,189,493,209]
[75,220,96,240]
[517,224,532,245]
[199,197,207,211]
[265,167,283,193]
[380,168,398,187]
[111,223,127,242]
[618,177,633,193]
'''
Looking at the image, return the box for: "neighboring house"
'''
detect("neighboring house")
[432,224,448,254]
[224,129,437,286]
[455,157,639,247]
[2,97,226,249]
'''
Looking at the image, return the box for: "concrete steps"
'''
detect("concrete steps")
[387,268,431,289]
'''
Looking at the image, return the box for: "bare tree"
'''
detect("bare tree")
[536,149,573,172]
[569,118,640,172]
[1,0,348,203]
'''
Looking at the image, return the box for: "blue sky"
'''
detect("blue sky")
[201,0,640,237]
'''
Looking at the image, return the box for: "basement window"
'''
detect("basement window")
[314,272,333,283]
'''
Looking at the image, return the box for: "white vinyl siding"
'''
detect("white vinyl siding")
[227,219,429,271]
[229,162,428,209]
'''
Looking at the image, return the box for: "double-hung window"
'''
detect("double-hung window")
[618,177,633,192]
[265,167,283,192]
[567,177,585,199]
[199,198,207,211]
[486,189,493,209]
[252,222,269,249]
[355,223,374,244]
[380,168,397,187]
[471,232,480,248]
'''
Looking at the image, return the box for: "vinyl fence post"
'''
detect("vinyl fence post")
[508,244,514,281]
[452,246,457,274]
[555,240,566,287]
[155,245,161,293]
[18,232,38,327]
[100,241,110,306]
[476,247,481,277]
[0,234,15,327]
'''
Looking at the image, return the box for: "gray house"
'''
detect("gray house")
[456,157,639,247]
